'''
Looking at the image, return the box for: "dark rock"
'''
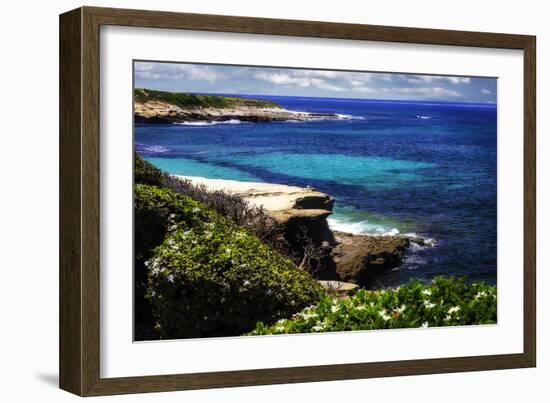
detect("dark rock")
[331,231,410,285]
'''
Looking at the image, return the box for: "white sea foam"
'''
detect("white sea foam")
[137,144,169,153]
[335,113,365,120]
[327,218,400,236]
[174,121,217,126]
[336,113,353,120]
[416,115,432,120]
[174,119,244,126]
[405,233,437,248]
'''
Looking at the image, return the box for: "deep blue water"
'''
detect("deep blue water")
[136,95,497,287]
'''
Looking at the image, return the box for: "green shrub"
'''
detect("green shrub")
[248,277,496,335]
[134,184,217,263]
[135,153,166,187]
[145,191,324,339]
[134,184,221,340]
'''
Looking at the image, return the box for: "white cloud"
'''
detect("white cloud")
[383,87,462,98]
[253,72,346,91]
[351,87,379,94]
[402,75,470,85]
[450,76,471,84]
[134,62,226,82]
[292,70,340,79]
[135,62,483,101]
[253,69,380,94]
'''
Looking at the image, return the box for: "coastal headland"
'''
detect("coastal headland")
[134,88,342,123]
[175,175,432,288]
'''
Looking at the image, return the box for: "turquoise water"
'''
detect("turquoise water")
[136,95,497,286]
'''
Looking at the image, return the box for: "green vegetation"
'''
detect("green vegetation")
[134,184,217,264]
[135,88,282,109]
[133,155,497,340]
[249,277,497,335]
[136,184,323,339]
[135,152,166,187]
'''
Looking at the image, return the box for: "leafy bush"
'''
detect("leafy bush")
[143,185,324,339]
[248,277,496,335]
[135,153,166,187]
[134,184,221,340]
[162,174,282,246]
[135,155,316,272]
[134,184,217,264]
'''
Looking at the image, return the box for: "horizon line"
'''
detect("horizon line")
[135,87,497,106]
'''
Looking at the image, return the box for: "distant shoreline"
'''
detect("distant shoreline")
[134,88,343,124]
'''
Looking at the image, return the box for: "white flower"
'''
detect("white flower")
[356,305,367,311]
[266,289,273,296]
[331,305,339,313]
[298,311,318,320]
[421,289,432,296]
[369,302,375,307]
[192,207,201,213]
[225,248,232,254]
[447,306,461,315]
[275,326,285,332]
[167,274,175,283]
[243,280,251,286]
[444,315,452,321]
[169,213,176,219]
[379,310,391,321]
[395,304,407,314]
[312,323,324,332]
[423,300,436,309]
[203,316,208,320]
[475,291,487,300]
[421,321,429,328]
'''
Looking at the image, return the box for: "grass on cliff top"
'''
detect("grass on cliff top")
[135,88,282,109]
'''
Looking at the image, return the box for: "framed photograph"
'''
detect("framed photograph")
[59,6,536,396]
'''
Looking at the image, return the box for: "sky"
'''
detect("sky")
[134,61,497,103]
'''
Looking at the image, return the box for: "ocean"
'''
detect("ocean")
[135,94,497,287]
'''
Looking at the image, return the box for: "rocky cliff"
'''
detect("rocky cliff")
[175,176,429,287]
[134,88,341,123]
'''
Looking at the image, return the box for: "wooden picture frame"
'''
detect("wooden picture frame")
[59,6,536,396]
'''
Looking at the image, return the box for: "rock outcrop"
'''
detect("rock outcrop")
[134,88,341,123]
[318,280,359,295]
[175,176,335,246]
[174,176,428,285]
[332,231,410,285]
